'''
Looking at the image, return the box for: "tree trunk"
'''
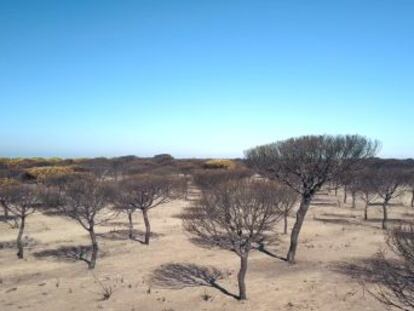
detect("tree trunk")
[127,212,134,239]
[16,216,25,259]
[283,210,288,234]
[364,201,369,221]
[88,228,98,269]
[287,194,313,263]
[238,253,249,300]
[335,187,338,196]
[343,186,347,204]
[142,209,151,245]
[411,189,414,208]
[351,191,356,209]
[184,179,189,201]
[382,199,389,230]
[1,200,8,221]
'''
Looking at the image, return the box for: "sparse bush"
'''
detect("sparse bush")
[153,154,174,163]
[203,159,237,170]
[26,166,75,182]
[192,168,252,191]
[91,273,116,301]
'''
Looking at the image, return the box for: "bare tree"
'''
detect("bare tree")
[336,170,359,207]
[183,179,283,300]
[42,172,81,192]
[371,167,407,230]
[265,181,298,234]
[368,225,414,310]
[352,169,378,220]
[407,172,414,208]
[246,135,379,263]
[53,176,114,269]
[341,176,350,205]
[2,183,43,258]
[348,175,359,209]
[111,183,139,240]
[112,174,180,245]
[0,178,20,223]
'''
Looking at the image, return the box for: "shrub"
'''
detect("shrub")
[27,166,75,182]
[203,159,237,170]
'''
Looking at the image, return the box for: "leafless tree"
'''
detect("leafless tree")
[183,179,283,300]
[407,172,414,208]
[340,173,352,205]
[53,176,114,269]
[42,173,83,194]
[347,174,360,209]
[112,174,181,245]
[278,185,299,235]
[369,225,414,310]
[371,167,407,230]
[336,170,360,207]
[0,178,19,223]
[2,183,43,258]
[351,169,378,220]
[246,135,379,263]
[264,181,298,234]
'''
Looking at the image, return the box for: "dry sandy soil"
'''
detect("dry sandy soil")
[1,189,414,311]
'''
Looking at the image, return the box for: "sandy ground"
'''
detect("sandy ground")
[1,189,414,311]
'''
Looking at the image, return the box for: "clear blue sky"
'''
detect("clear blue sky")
[1,0,413,159]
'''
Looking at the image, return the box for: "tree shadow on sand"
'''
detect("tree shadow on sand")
[331,256,408,286]
[252,235,287,262]
[33,245,106,266]
[0,237,37,249]
[313,217,358,226]
[97,229,164,244]
[187,235,287,262]
[364,218,414,225]
[98,221,130,228]
[320,213,358,219]
[149,263,238,299]
[172,206,201,220]
[0,214,18,223]
[314,215,413,229]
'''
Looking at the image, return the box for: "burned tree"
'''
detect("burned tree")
[368,225,414,310]
[278,185,298,235]
[263,181,298,234]
[407,172,414,208]
[113,174,179,245]
[340,173,352,205]
[0,178,20,224]
[353,169,378,220]
[111,182,139,240]
[183,179,283,300]
[371,167,407,230]
[246,135,378,263]
[54,176,114,269]
[344,170,360,209]
[2,183,43,258]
